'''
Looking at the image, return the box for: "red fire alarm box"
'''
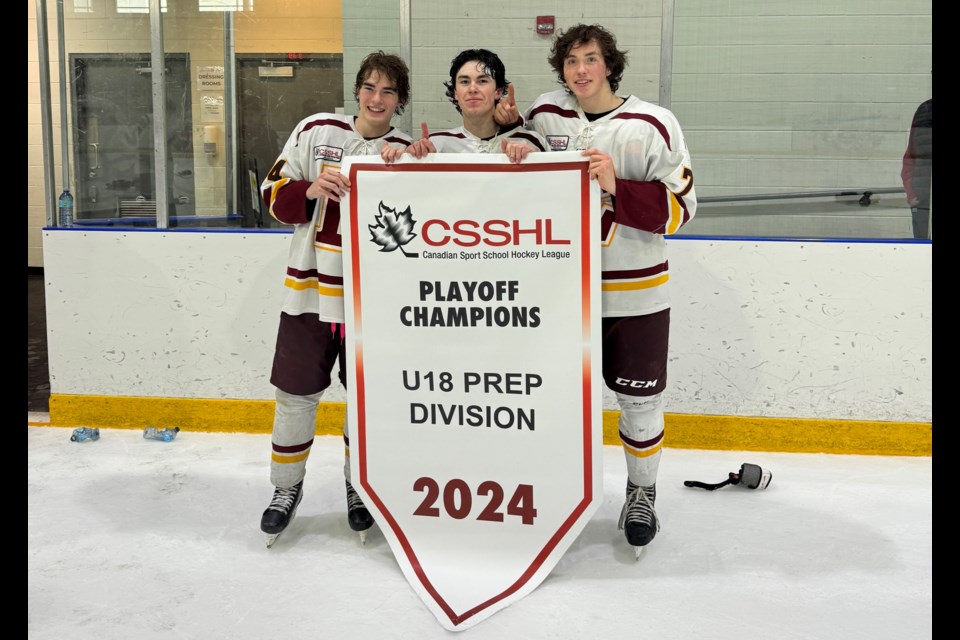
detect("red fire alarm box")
[536,16,555,35]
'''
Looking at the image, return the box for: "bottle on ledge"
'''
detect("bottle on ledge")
[58,189,74,227]
[143,426,181,442]
[70,427,100,442]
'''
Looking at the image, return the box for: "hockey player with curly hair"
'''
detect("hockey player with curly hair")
[496,24,698,557]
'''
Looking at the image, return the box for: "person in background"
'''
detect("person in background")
[495,23,698,557]
[382,48,545,163]
[900,98,932,240]
[258,51,414,548]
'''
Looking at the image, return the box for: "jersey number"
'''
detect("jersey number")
[266,159,286,182]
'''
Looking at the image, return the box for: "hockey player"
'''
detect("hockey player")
[382,48,546,163]
[259,51,414,548]
[496,24,698,557]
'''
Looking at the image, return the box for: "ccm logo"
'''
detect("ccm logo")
[615,378,658,389]
[421,218,570,247]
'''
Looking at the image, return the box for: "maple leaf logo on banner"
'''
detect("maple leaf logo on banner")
[368,200,419,258]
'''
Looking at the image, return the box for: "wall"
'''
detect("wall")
[672,0,933,203]
[341,0,403,121]
[666,238,930,422]
[41,230,932,427]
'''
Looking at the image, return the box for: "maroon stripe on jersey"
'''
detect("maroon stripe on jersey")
[287,267,319,279]
[286,267,342,286]
[384,135,411,145]
[602,262,668,280]
[529,103,579,120]
[613,113,672,150]
[676,194,693,227]
[432,132,466,139]
[297,118,352,143]
[318,273,344,286]
[511,131,547,151]
[272,440,313,454]
[314,228,344,248]
[498,116,527,134]
[619,429,664,450]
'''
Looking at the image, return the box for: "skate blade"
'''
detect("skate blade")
[264,501,300,549]
[265,532,281,548]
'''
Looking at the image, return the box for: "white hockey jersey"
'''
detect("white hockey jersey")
[426,124,547,153]
[261,113,413,322]
[525,90,697,317]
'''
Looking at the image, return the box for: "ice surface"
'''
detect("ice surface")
[27,422,932,640]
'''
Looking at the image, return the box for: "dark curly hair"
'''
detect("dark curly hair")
[442,49,509,114]
[353,50,410,116]
[547,24,628,94]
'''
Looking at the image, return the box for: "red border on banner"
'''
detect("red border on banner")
[347,161,594,626]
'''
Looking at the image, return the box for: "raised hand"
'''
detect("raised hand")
[405,122,436,159]
[493,83,520,127]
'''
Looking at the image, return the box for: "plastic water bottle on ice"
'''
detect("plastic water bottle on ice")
[70,427,99,442]
[143,426,180,442]
[58,189,74,228]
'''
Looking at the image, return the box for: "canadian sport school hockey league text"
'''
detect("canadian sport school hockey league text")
[422,249,572,261]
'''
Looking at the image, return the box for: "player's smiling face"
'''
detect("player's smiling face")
[562,40,613,109]
[356,70,399,135]
[454,61,502,117]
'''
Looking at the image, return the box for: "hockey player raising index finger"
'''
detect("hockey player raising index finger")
[259,51,414,548]
[381,48,546,164]
[497,24,698,558]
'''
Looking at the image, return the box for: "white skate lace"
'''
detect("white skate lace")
[267,483,301,513]
[346,481,366,511]
[618,483,660,533]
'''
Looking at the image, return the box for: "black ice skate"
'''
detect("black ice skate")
[346,479,374,544]
[618,481,660,560]
[261,481,303,548]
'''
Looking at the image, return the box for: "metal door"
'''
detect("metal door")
[236,54,343,228]
[71,53,194,221]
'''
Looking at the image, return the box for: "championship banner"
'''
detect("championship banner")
[341,152,602,631]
